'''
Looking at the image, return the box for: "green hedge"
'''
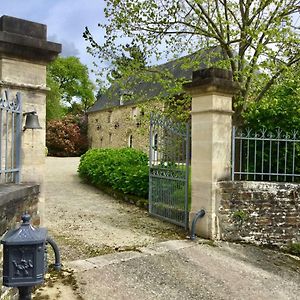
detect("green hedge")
[78,148,149,198]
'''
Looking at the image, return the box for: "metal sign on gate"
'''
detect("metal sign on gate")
[0,91,22,183]
[149,113,190,229]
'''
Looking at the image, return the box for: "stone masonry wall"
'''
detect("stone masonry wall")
[0,184,40,299]
[217,181,300,247]
[88,100,164,153]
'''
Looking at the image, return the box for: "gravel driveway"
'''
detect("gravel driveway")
[38,157,300,300]
[44,157,185,261]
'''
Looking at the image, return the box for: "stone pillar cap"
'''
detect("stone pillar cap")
[0,15,61,62]
[184,67,239,95]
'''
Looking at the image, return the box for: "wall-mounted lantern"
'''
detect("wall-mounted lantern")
[1,214,61,300]
[23,111,42,131]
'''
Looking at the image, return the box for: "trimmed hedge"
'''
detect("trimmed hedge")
[78,148,149,198]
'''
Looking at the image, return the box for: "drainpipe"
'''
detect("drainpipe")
[47,236,61,271]
[190,209,206,240]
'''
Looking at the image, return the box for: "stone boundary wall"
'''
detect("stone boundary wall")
[0,184,40,299]
[218,181,300,247]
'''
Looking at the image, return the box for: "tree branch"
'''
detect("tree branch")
[255,55,300,102]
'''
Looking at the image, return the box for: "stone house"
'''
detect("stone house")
[87,47,222,152]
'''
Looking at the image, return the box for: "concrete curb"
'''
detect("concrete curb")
[66,239,194,272]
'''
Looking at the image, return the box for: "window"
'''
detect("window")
[120,95,124,106]
[107,111,112,123]
[120,90,133,105]
[153,133,158,151]
[128,135,133,148]
[131,107,138,118]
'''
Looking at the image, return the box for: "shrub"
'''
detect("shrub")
[46,115,88,157]
[78,148,149,198]
[287,243,300,256]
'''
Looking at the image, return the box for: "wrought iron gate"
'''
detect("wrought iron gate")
[0,91,22,183]
[149,113,190,229]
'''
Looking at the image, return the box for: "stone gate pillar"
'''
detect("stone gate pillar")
[0,15,61,223]
[184,68,238,239]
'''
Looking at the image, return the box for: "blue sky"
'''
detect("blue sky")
[1,0,105,82]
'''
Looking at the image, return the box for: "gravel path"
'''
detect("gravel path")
[44,157,185,261]
[39,157,300,300]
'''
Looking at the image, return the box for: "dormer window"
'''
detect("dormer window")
[120,90,133,105]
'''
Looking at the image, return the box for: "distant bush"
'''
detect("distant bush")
[78,148,149,198]
[46,115,88,157]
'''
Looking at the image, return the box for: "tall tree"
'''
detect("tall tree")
[244,63,300,132]
[84,0,300,123]
[108,43,147,82]
[48,56,95,113]
[46,75,66,121]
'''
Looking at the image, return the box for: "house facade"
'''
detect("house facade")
[88,99,163,152]
[87,47,223,152]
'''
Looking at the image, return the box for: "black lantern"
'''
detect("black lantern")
[1,214,47,288]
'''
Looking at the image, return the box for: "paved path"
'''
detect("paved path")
[68,240,300,300]
[37,157,300,300]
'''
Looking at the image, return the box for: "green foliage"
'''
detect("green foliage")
[232,210,249,223]
[46,75,66,121]
[48,56,95,114]
[244,67,300,132]
[165,95,191,122]
[78,148,149,198]
[107,43,147,82]
[84,0,300,123]
[46,115,88,157]
[239,65,300,181]
[287,243,300,256]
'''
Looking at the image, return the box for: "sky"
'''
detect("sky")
[0,0,106,83]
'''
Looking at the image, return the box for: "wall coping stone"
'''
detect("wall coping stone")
[0,184,40,207]
[218,181,300,191]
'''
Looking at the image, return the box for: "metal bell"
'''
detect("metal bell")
[24,112,42,130]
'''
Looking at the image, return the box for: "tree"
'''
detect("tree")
[243,63,300,132]
[48,56,95,114]
[46,75,66,121]
[84,0,300,123]
[108,43,147,82]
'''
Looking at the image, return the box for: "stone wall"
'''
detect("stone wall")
[88,100,163,153]
[218,181,300,247]
[0,184,40,299]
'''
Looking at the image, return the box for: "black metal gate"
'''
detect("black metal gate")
[149,113,190,229]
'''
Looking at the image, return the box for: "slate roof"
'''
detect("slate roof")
[88,47,224,113]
